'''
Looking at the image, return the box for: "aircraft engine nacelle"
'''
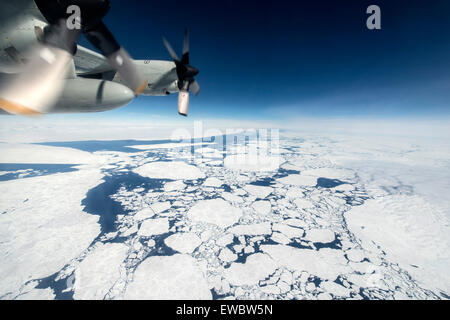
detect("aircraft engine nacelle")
[52,78,135,113]
[0,76,134,115]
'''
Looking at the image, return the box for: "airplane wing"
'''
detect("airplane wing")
[73,45,112,76]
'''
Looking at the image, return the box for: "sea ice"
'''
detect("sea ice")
[121,224,138,237]
[304,228,335,243]
[187,199,242,228]
[224,253,278,286]
[74,243,128,300]
[150,201,171,214]
[195,147,222,158]
[261,285,280,295]
[224,154,280,172]
[293,198,314,209]
[228,222,272,236]
[133,161,205,180]
[271,232,291,245]
[133,208,155,221]
[272,224,304,239]
[216,234,235,246]
[0,168,102,298]
[301,168,354,181]
[345,195,450,293]
[261,245,350,281]
[138,218,169,237]
[243,185,274,199]
[0,143,97,164]
[277,174,317,187]
[218,248,238,263]
[164,232,202,254]
[345,249,366,262]
[124,254,211,299]
[252,200,272,215]
[320,280,351,298]
[285,187,304,199]
[16,288,55,300]
[203,177,223,187]
[221,192,244,203]
[164,180,186,192]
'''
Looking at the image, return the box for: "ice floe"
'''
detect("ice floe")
[252,200,272,215]
[16,288,55,300]
[133,161,205,180]
[216,234,235,247]
[218,248,238,263]
[224,154,280,172]
[221,192,244,203]
[0,168,102,298]
[164,233,202,254]
[0,143,97,164]
[74,243,128,300]
[243,185,274,199]
[277,174,317,187]
[293,198,314,209]
[138,218,169,237]
[187,199,243,228]
[133,208,155,221]
[203,177,223,187]
[150,201,171,214]
[262,245,350,281]
[320,280,351,298]
[124,254,211,299]
[271,232,291,244]
[228,222,272,236]
[164,180,186,192]
[303,228,335,243]
[345,249,366,262]
[272,223,304,239]
[224,253,278,286]
[285,187,304,199]
[345,195,450,293]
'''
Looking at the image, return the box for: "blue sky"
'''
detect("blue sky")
[20,0,450,123]
[76,0,449,121]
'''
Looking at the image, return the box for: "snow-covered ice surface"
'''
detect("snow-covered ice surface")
[124,254,211,300]
[1,132,449,300]
[73,243,129,300]
[133,161,205,180]
[0,166,102,299]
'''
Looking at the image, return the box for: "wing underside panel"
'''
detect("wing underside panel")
[73,45,112,75]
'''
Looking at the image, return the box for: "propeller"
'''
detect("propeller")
[163,29,200,116]
[0,0,147,115]
[84,21,147,96]
[0,20,76,115]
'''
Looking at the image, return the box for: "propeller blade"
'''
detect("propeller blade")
[178,90,189,116]
[162,37,180,62]
[0,20,77,115]
[190,80,200,96]
[0,46,72,115]
[163,30,199,116]
[85,22,147,95]
[181,28,189,65]
[107,47,147,95]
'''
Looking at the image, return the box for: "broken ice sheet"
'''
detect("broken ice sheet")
[1,132,449,300]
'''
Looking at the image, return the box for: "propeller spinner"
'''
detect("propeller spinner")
[163,29,200,116]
